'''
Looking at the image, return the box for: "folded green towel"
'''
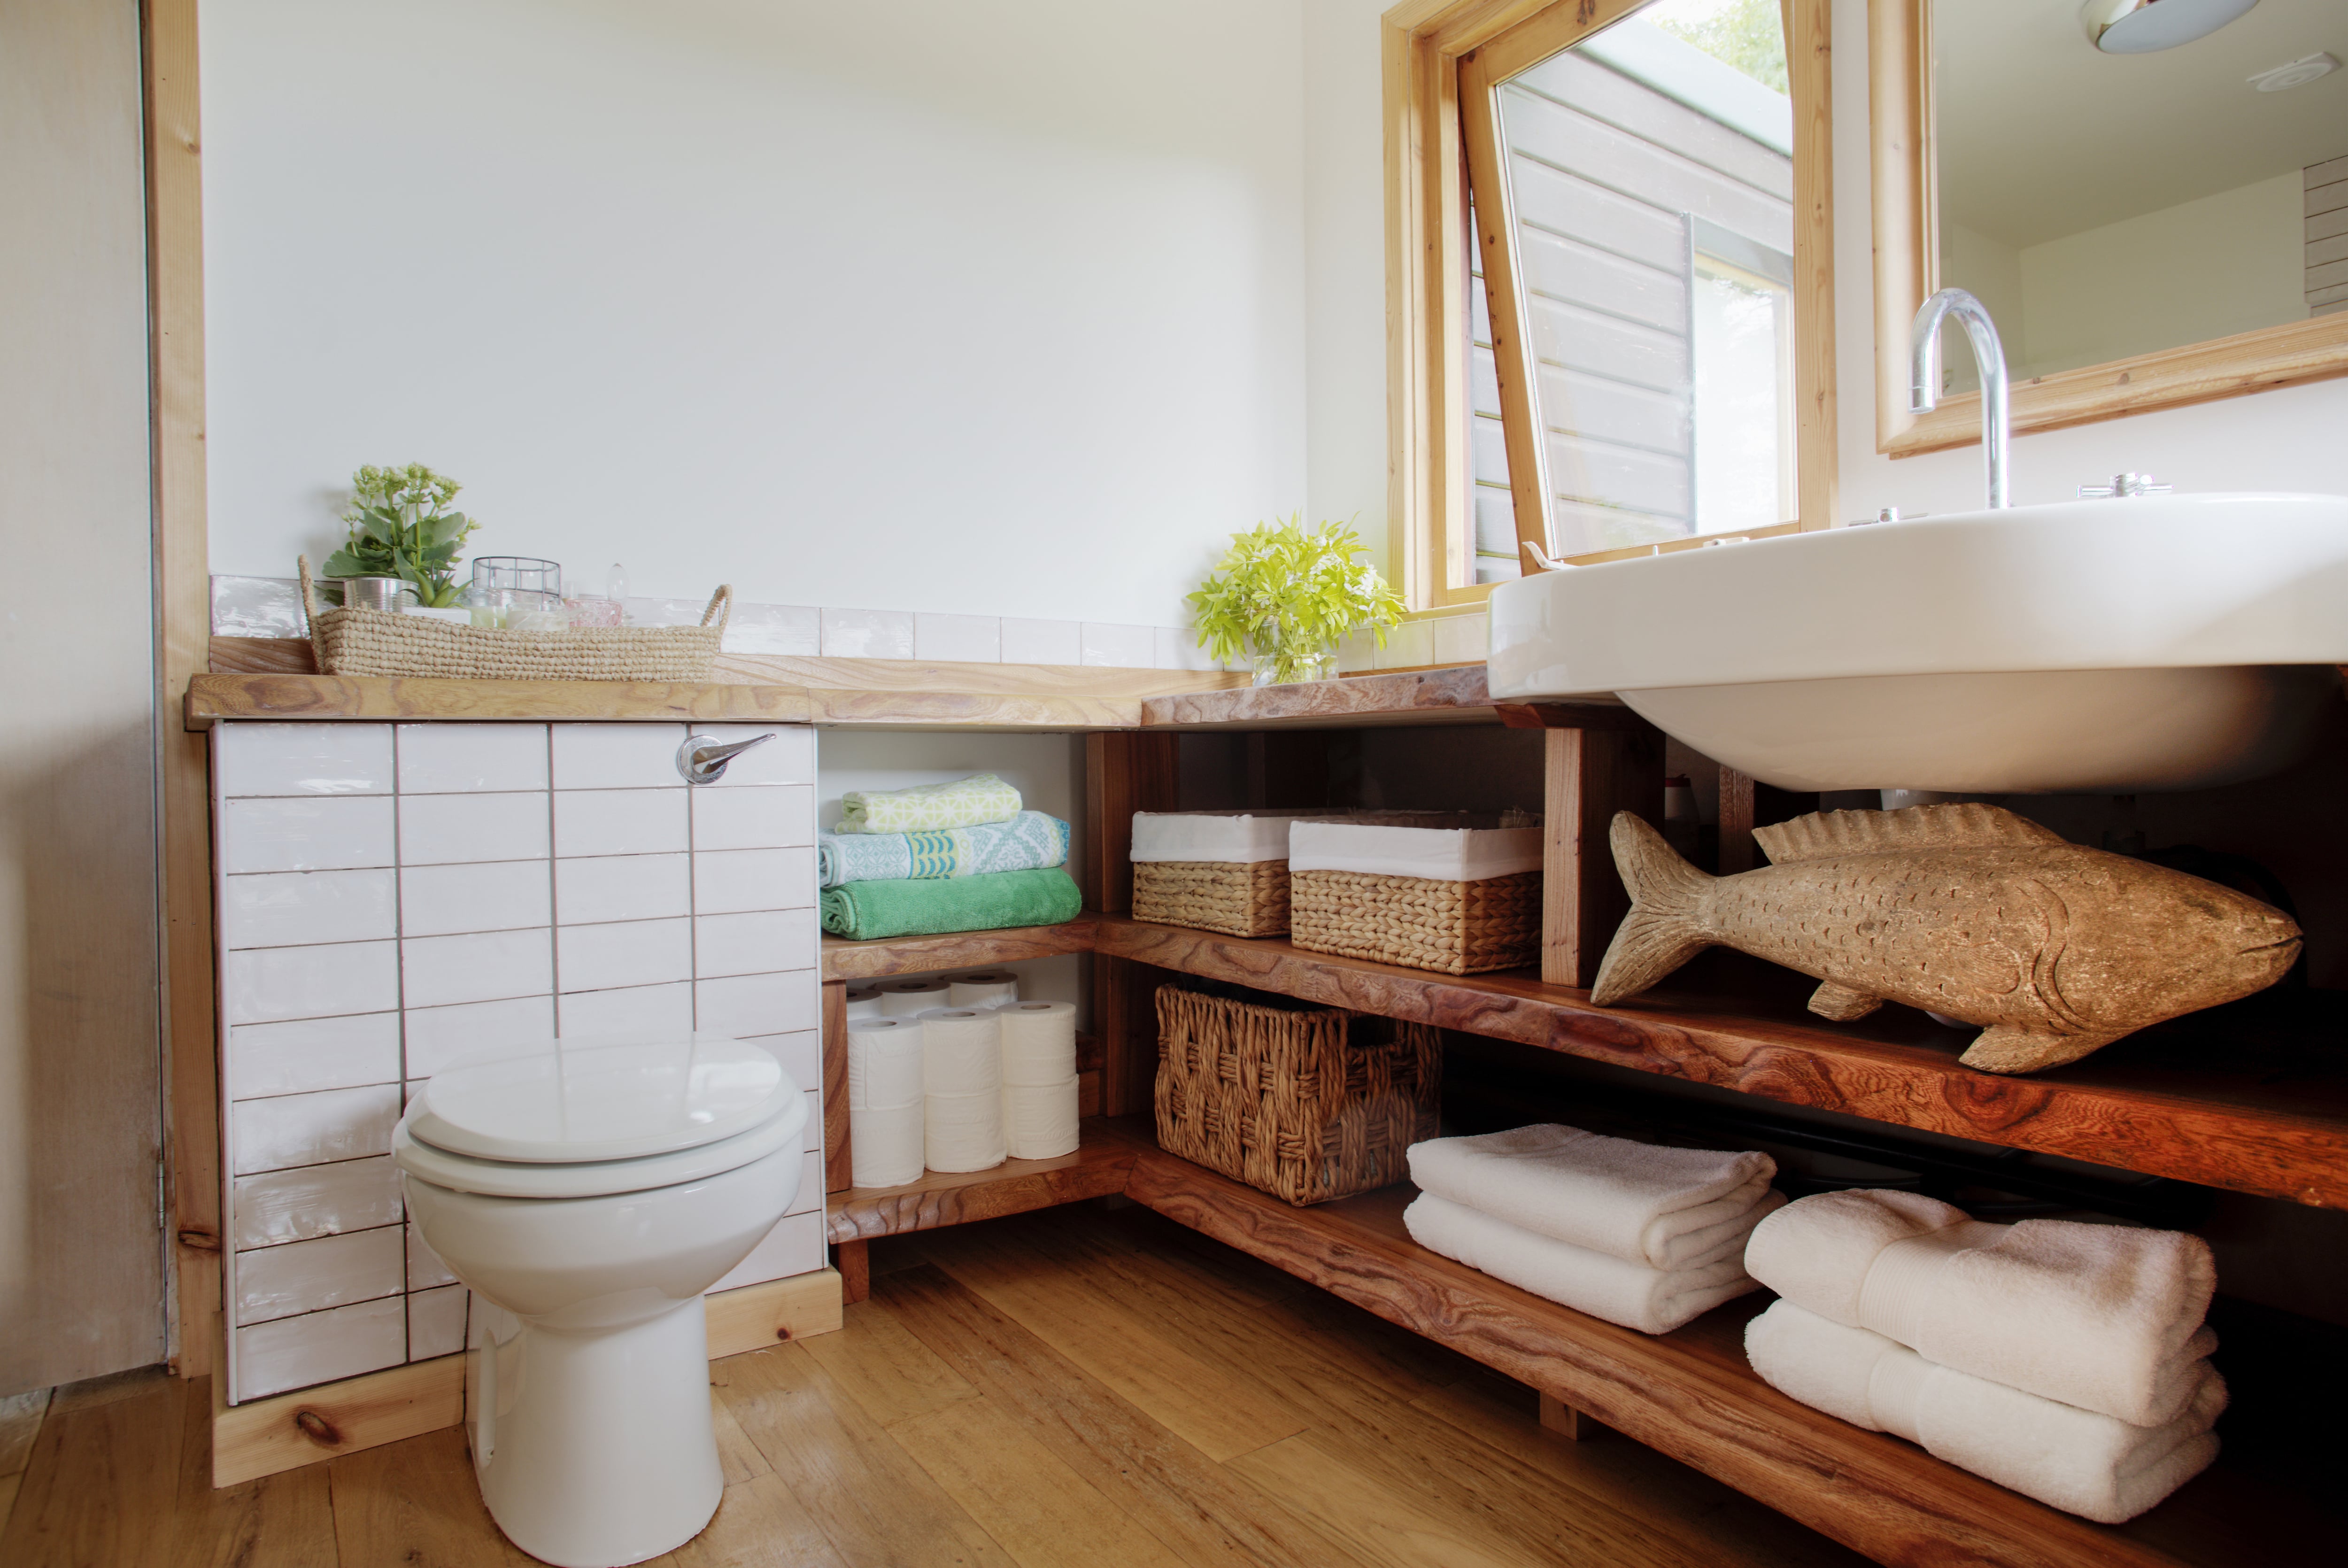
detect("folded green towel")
[819,811,1069,887]
[821,867,1083,941]
[836,773,1022,834]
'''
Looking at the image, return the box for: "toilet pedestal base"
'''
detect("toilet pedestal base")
[468,1293,723,1568]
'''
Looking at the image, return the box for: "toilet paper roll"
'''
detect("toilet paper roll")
[845,985,885,1021]
[847,1016,925,1112]
[851,1101,925,1188]
[917,1008,1002,1097]
[880,978,952,1016]
[925,1087,1006,1173]
[948,971,1020,1008]
[997,999,1078,1087]
[1002,1078,1080,1159]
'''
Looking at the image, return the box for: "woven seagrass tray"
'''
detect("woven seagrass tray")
[1132,859,1290,938]
[1289,867,1542,975]
[1154,984,1439,1206]
[299,557,730,681]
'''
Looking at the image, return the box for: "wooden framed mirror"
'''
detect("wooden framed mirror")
[1870,0,2348,457]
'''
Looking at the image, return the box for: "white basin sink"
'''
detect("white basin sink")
[1487,493,2348,793]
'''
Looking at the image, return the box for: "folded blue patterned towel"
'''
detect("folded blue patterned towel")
[819,810,1070,888]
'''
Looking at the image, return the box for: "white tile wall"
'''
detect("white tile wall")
[1372,618,1438,670]
[1431,611,1490,667]
[216,720,825,1405]
[913,613,1002,664]
[999,617,1081,665]
[1080,623,1155,668]
[819,607,916,659]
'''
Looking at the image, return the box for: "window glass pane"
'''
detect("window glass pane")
[1467,193,1523,584]
[1479,0,1793,561]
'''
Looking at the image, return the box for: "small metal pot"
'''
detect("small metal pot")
[329,576,416,612]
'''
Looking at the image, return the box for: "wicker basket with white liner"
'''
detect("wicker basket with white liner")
[1287,811,1544,975]
[298,556,731,681]
[1130,810,1325,938]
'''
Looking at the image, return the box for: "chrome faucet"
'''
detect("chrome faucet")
[1908,288,2011,510]
[676,732,774,784]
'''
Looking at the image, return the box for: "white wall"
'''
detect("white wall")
[201,0,1307,627]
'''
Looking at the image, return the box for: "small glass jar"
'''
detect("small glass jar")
[471,557,563,602]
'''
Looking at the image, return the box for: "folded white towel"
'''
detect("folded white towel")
[1404,1193,1759,1335]
[1745,1300,2223,1524]
[1744,1190,2217,1426]
[1407,1124,1780,1269]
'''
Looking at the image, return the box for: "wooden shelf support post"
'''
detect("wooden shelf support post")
[822,978,851,1194]
[1541,726,1665,988]
[1718,765,1758,875]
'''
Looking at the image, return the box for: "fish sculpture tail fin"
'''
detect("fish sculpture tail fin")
[1591,813,1715,1004]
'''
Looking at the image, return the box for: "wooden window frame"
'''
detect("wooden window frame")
[1869,0,2348,458]
[1385,0,1838,608]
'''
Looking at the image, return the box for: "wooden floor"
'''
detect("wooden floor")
[0,1201,1869,1568]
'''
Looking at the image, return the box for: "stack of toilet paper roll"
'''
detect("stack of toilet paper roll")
[844,984,883,1020]
[880,977,950,1015]
[948,970,1020,1008]
[918,1008,1006,1172]
[996,1000,1079,1159]
[845,1016,925,1187]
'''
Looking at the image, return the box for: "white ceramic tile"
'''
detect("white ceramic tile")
[999,618,1081,665]
[786,1149,825,1216]
[801,1089,822,1152]
[234,1225,405,1326]
[232,1083,403,1175]
[1154,625,1220,672]
[396,792,550,866]
[695,910,819,980]
[554,788,689,858]
[555,853,691,926]
[556,981,695,1036]
[230,1012,402,1101]
[692,784,814,852]
[819,607,915,659]
[400,860,553,938]
[408,1284,469,1360]
[708,1210,827,1295]
[216,723,394,797]
[1432,611,1489,667]
[1372,618,1437,670]
[1334,629,1378,673]
[692,848,817,914]
[696,972,819,1039]
[556,917,692,993]
[1080,622,1155,669]
[722,603,822,657]
[222,796,396,874]
[401,927,554,1010]
[742,1028,821,1091]
[395,724,549,794]
[688,725,815,788]
[223,869,398,951]
[407,1220,458,1290]
[232,1156,402,1251]
[225,940,400,1027]
[234,1295,405,1402]
[551,724,688,791]
[913,613,1002,664]
[402,995,554,1081]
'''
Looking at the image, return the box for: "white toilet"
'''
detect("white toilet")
[393,1033,807,1568]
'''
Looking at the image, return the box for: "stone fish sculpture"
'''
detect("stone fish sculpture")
[1591,803,2300,1074]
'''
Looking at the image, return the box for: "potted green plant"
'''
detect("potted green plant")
[1188,515,1406,685]
[321,463,479,611]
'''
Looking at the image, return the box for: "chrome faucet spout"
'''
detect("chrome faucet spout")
[1908,287,2011,510]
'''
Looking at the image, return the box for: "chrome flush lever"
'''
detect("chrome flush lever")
[676,732,774,784]
[2078,473,2173,499]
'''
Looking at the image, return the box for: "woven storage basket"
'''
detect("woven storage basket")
[1154,983,1439,1206]
[299,557,730,681]
[1289,867,1542,975]
[1133,859,1290,938]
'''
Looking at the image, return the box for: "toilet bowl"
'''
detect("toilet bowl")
[393,1033,807,1568]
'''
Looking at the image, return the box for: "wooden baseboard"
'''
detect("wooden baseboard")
[211,1267,843,1487]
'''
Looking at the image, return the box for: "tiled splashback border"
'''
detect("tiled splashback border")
[209,574,1490,676]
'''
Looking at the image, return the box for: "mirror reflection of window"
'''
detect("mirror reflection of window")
[1471,0,1796,569]
[1932,0,2347,394]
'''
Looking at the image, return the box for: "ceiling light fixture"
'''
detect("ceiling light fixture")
[2079,0,2259,55]
[2248,53,2340,91]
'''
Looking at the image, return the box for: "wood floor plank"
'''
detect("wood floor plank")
[711,1390,771,1487]
[0,1371,184,1568]
[1228,1430,1558,1568]
[328,1426,537,1568]
[888,1396,1193,1568]
[795,1298,981,1429]
[172,1375,340,1568]
[47,1365,174,1416]
[873,1264,1359,1568]
[919,1225,1307,1461]
[0,1387,51,1476]
[669,1474,848,1568]
[711,1344,1017,1568]
[0,1473,22,1541]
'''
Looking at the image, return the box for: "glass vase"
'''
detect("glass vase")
[1246,624,1337,687]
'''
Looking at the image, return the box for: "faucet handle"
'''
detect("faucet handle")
[2079,472,2172,499]
[1520,540,1574,572]
[676,731,775,785]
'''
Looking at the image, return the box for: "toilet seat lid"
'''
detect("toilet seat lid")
[407,1033,798,1163]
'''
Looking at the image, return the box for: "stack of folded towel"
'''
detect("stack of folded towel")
[819,775,1082,940]
[1402,1124,1785,1334]
[1742,1190,2224,1523]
